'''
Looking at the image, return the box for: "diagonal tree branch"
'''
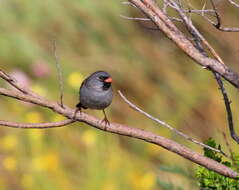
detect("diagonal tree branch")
[126,0,239,145]
[128,0,239,89]
[0,72,237,178]
[118,90,228,156]
[161,1,239,144]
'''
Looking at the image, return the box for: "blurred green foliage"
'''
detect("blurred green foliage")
[0,0,239,189]
[196,138,239,189]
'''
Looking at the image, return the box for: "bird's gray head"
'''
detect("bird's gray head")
[85,71,112,91]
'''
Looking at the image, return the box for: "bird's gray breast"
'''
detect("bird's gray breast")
[80,86,113,110]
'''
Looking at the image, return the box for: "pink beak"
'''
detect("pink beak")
[104,77,113,83]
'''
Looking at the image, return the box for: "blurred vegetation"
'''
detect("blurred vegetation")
[196,138,239,189]
[0,0,239,189]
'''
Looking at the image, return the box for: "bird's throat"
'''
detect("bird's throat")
[102,82,111,90]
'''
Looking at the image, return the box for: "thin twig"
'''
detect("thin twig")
[168,16,183,22]
[215,27,239,32]
[0,119,75,129]
[53,40,64,108]
[119,14,151,21]
[120,14,182,23]
[186,9,215,14]
[227,0,239,8]
[201,1,207,17]
[121,1,138,8]
[163,0,169,14]
[118,90,228,156]
[209,0,221,28]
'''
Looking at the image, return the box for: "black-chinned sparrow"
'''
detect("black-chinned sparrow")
[75,71,113,125]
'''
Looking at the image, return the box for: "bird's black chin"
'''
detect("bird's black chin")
[102,82,111,90]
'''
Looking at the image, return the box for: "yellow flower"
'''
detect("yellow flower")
[25,111,43,123]
[21,174,33,188]
[27,130,44,143]
[32,152,59,172]
[25,112,45,142]
[44,152,59,171]
[11,102,23,113]
[32,156,45,171]
[101,182,115,190]
[51,114,66,122]
[67,72,84,89]
[81,130,97,147]
[3,156,17,171]
[2,135,17,150]
[128,171,141,188]
[147,144,161,156]
[31,84,47,97]
[139,172,156,190]
[128,171,157,190]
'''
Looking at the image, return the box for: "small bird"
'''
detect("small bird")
[75,71,113,125]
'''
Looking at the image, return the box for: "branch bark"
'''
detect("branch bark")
[0,119,75,129]
[0,78,237,178]
[128,0,239,89]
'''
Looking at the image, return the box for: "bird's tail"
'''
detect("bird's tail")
[76,102,87,109]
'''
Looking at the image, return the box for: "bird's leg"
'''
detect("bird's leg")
[72,108,80,120]
[101,109,110,128]
[73,103,83,120]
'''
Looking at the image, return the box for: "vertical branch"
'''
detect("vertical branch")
[53,40,64,108]
[214,72,239,144]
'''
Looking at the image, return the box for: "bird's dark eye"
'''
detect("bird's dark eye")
[99,76,107,81]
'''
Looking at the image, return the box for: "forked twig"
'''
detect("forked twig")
[209,0,239,32]
[0,69,28,94]
[0,70,44,99]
